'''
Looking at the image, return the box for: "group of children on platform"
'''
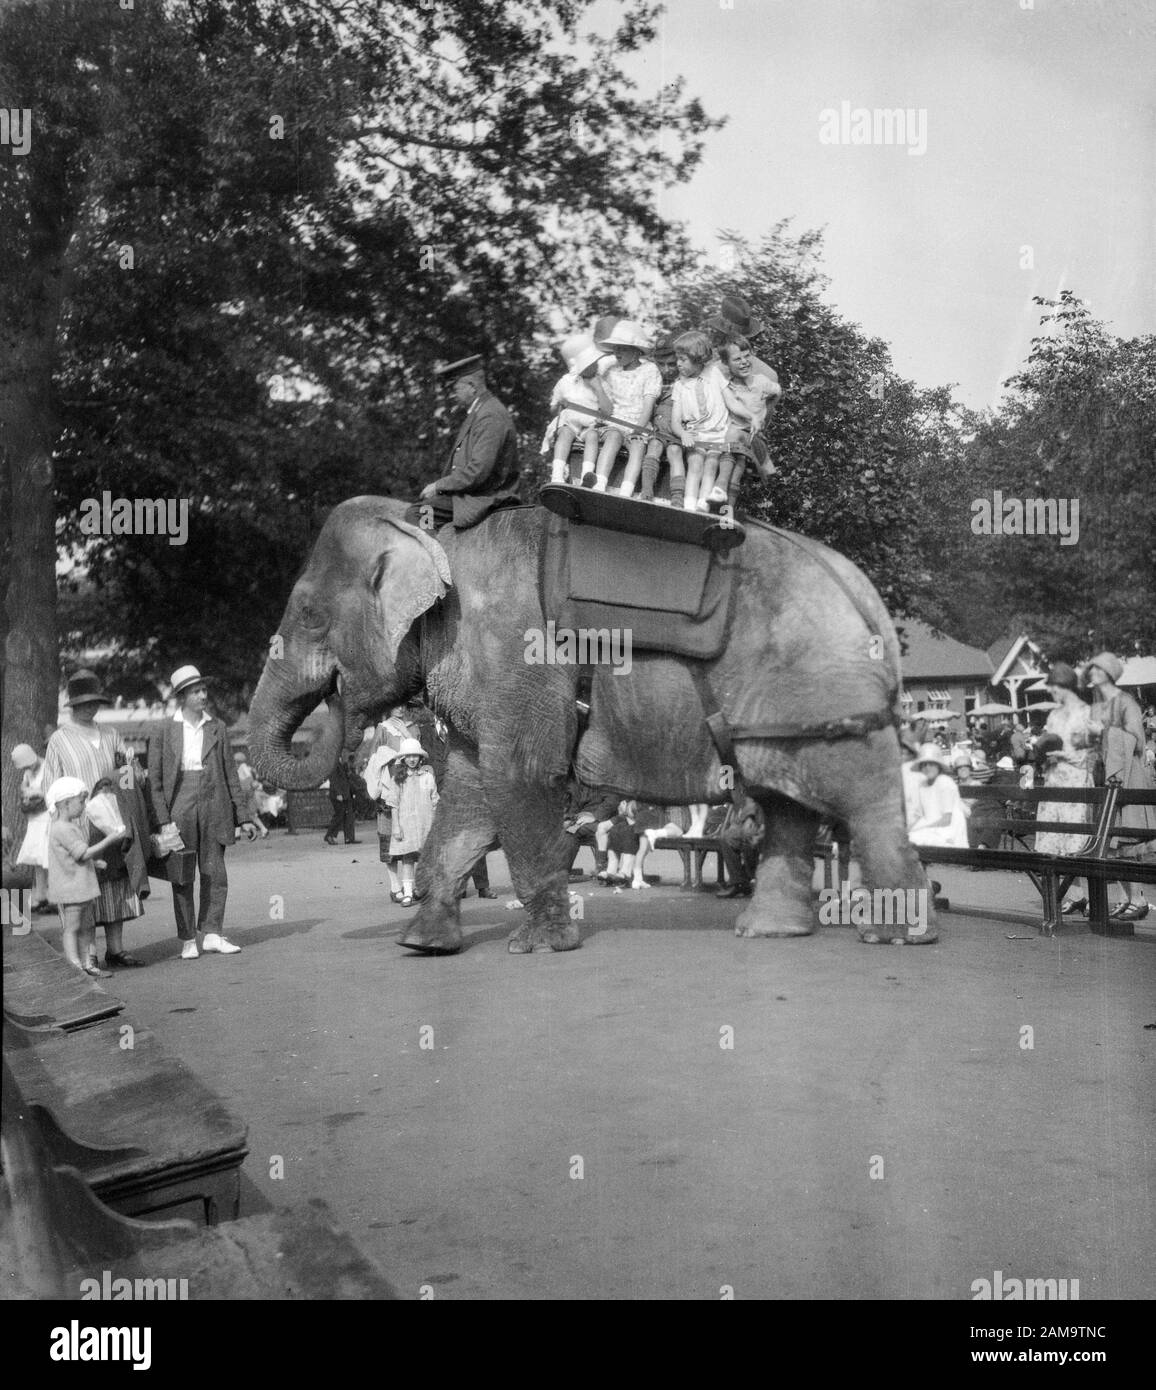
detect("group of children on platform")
[542,298,782,513]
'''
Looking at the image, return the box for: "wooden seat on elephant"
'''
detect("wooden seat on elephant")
[2,928,123,1033]
[539,482,745,553]
[4,1012,248,1225]
[0,1055,398,1300]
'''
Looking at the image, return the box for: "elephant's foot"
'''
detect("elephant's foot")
[857,913,938,947]
[399,898,464,955]
[734,900,814,939]
[507,919,581,954]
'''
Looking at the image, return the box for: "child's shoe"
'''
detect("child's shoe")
[580,471,598,489]
[592,476,608,493]
[707,486,728,506]
[617,483,634,498]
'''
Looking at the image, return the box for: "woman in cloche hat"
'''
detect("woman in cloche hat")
[1077,652,1153,922]
[42,670,147,969]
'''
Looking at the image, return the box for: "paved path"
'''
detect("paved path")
[34,832,1156,1300]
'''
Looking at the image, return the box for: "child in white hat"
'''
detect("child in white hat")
[46,777,129,976]
[363,743,404,903]
[379,739,439,907]
[584,320,662,496]
[543,335,612,485]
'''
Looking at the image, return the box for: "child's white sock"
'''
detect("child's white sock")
[617,483,634,498]
[550,460,568,485]
[592,476,608,493]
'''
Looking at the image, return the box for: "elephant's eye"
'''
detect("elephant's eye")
[296,601,327,636]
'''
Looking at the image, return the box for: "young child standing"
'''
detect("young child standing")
[364,743,404,902]
[543,336,612,485]
[583,321,661,497]
[46,776,125,977]
[671,331,749,512]
[381,738,439,906]
[639,336,686,506]
[717,336,780,506]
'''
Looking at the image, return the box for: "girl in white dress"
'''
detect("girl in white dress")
[12,743,50,918]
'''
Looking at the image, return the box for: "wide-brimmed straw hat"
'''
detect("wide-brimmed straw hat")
[170,664,209,697]
[65,669,109,707]
[703,293,766,338]
[560,334,606,376]
[914,743,952,772]
[596,319,651,352]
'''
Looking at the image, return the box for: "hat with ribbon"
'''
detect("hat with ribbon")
[46,776,88,811]
[65,669,109,707]
[1087,651,1124,683]
[170,664,209,698]
[703,293,766,339]
[595,319,652,352]
[11,743,39,769]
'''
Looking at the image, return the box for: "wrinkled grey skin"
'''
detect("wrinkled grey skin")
[248,497,934,953]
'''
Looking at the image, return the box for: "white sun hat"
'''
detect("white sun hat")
[47,776,88,811]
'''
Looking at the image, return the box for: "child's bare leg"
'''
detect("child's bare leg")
[601,851,620,879]
[580,427,600,475]
[632,839,651,885]
[727,455,746,508]
[619,852,636,880]
[589,430,623,491]
[595,821,612,852]
[687,803,708,837]
[709,452,735,508]
[666,446,686,508]
[60,907,84,970]
[683,448,705,510]
[700,450,722,508]
[617,437,647,497]
[551,425,578,483]
[398,856,416,895]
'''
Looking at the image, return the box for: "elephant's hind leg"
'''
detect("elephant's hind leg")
[734,794,818,938]
[399,742,498,956]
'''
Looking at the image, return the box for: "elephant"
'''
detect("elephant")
[247,496,936,954]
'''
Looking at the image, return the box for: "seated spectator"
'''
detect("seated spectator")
[715,797,765,898]
[907,744,970,848]
[597,800,642,884]
[563,781,621,878]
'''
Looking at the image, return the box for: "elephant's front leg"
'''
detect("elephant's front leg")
[399,742,499,955]
[734,794,819,938]
[486,771,577,954]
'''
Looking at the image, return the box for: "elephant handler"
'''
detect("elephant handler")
[148,665,257,960]
[406,354,523,531]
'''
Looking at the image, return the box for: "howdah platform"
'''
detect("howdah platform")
[539,483,746,553]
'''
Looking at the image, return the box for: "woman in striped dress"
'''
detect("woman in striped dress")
[43,671,145,968]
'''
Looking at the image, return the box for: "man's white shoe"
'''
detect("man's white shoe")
[181,941,199,960]
[202,933,241,954]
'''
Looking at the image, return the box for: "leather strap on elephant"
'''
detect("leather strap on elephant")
[687,665,897,808]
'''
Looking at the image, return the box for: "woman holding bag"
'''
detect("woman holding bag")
[43,670,147,968]
[1085,652,1154,922]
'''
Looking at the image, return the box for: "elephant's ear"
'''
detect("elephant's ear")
[375,519,454,662]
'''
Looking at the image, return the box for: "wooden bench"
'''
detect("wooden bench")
[4,1011,249,1225]
[917,785,1156,936]
[1,1054,398,1300]
[2,927,123,1033]
[649,829,852,893]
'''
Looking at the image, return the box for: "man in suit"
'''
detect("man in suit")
[149,665,256,960]
[406,355,522,530]
[323,754,359,845]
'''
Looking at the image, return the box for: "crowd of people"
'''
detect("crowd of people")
[901,654,1156,923]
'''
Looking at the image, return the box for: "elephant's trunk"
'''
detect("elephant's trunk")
[247,654,346,791]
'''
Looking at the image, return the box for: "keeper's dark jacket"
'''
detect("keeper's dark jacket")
[435,390,522,528]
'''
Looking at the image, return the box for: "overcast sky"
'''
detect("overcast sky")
[592,0,1155,410]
